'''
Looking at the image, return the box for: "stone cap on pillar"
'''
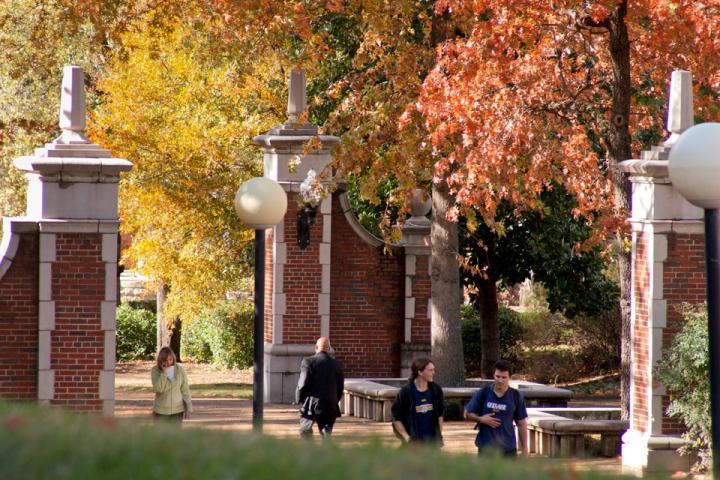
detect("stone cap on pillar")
[12,66,132,221]
[14,66,132,178]
[620,70,694,181]
[399,189,431,249]
[253,68,339,150]
[253,68,339,185]
[663,70,693,148]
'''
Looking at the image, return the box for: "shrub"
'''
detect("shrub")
[181,300,254,369]
[115,302,156,361]
[515,308,569,347]
[513,307,619,382]
[462,305,523,376]
[182,315,214,364]
[516,346,582,384]
[657,305,710,471]
[567,311,620,373]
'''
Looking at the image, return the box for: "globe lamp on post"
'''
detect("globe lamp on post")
[234,177,287,432]
[668,122,720,477]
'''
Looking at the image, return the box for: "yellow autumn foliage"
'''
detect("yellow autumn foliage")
[89,5,289,321]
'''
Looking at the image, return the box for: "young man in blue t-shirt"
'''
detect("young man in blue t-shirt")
[464,360,528,457]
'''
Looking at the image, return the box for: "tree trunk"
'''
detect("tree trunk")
[427,0,464,388]
[170,318,182,362]
[156,283,170,351]
[476,275,500,378]
[607,0,632,421]
[430,179,465,387]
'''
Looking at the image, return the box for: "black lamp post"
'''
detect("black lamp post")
[668,122,720,478]
[234,177,287,432]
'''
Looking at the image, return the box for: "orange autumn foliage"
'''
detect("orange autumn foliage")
[415,0,719,236]
[207,0,718,246]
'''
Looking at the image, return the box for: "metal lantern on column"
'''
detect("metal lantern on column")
[668,122,720,478]
[234,177,287,432]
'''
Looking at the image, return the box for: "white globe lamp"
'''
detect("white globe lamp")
[234,177,287,228]
[668,123,720,208]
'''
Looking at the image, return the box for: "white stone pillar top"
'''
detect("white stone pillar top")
[13,65,132,178]
[620,69,695,170]
[664,70,694,147]
[287,69,307,124]
[255,68,340,142]
[59,66,87,137]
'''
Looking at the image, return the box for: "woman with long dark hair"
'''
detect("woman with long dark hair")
[390,357,445,445]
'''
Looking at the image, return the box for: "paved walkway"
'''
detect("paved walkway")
[115,392,626,474]
[114,362,627,474]
[116,392,481,452]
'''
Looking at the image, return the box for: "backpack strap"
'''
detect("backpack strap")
[471,386,490,430]
[511,387,522,417]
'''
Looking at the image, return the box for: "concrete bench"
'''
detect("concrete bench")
[527,408,629,457]
[342,379,573,422]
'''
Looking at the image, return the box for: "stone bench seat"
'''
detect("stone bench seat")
[341,379,573,422]
[527,408,629,458]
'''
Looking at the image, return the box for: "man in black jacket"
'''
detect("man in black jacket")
[391,357,444,446]
[295,337,345,437]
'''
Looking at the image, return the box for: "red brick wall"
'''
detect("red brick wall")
[51,233,104,411]
[411,254,431,344]
[330,194,404,377]
[281,201,323,344]
[661,232,705,434]
[632,232,650,433]
[0,232,39,400]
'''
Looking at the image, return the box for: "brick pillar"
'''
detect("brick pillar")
[399,189,432,377]
[254,70,432,397]
[2,66,131,414]
[253,69,339,403]
[619,70,697,473]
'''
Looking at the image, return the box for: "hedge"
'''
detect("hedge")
[0,402,633,480]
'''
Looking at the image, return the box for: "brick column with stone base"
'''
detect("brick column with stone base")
[619,70,699,473]
[254,69,340,403]
[255,70,432,403]
[399,190,432,378]
[0,66,131,414]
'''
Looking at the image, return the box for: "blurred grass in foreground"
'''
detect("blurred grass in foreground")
[0,402,650,480]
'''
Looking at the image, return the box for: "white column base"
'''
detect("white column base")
[103,400,115,416]
[621,430,692,474]
[263,343,315,404]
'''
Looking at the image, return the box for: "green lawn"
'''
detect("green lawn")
[116,382,253,399]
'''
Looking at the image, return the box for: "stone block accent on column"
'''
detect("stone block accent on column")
[38,231,55,404]
[0,65,131,413]
[319,196,332,338]
[399,189,432,377]
[619,70,699,473]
